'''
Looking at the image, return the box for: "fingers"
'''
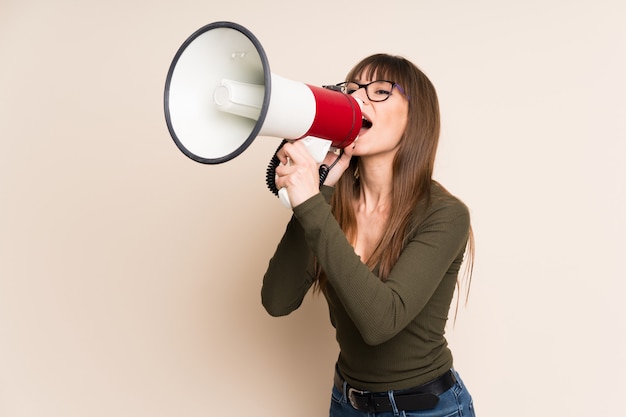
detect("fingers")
[274,141,321,206]
[283,141,312,162]
[275,146,289,165]
[274,142,312,185]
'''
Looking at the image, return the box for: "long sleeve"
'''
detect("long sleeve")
[261,186,336,317]
[261,213,315,316]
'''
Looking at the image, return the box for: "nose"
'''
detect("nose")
[351,86,369,103]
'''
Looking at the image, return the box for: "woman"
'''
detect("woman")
[262,53,476,417]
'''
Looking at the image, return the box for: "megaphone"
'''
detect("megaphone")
[163,21,362,206]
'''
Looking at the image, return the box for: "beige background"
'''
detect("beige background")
[1,0,624,416]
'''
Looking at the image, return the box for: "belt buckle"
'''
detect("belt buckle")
[347,387,366,409]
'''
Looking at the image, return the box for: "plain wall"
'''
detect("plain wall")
[1,1,624,416]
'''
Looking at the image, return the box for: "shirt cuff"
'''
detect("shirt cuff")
[320,185,335,202]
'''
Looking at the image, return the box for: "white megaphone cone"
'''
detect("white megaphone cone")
[164,21,362,207]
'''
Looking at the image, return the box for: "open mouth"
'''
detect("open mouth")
[361,115,372,129]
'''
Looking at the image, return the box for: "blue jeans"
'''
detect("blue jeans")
[329,369,475,417]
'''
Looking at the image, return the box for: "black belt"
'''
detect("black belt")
[334,369,456,413]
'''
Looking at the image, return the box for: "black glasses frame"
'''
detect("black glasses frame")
[325,80,409,102]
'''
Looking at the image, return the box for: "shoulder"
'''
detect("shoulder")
[429,181,469,216]
[410,181,470,230]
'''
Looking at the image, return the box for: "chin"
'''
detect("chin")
[350,142,368,156]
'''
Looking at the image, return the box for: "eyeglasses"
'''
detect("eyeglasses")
[325,80,409,102]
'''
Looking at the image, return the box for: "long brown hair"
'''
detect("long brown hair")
[315,54,473,304]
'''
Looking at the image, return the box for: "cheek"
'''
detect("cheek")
[389,112,408,142]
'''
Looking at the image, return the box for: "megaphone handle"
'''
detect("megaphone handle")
[265,138,339,209]
[278,188,292,208]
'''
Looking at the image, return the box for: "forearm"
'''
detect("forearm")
[261,214,315,316]
[261,187,336,316]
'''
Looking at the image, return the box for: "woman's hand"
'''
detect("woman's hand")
[274,141,322,207]
[275,139,355,207]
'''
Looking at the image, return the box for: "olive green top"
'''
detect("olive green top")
[262,182,470,391]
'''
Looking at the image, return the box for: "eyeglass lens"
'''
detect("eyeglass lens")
[342,81,395,102]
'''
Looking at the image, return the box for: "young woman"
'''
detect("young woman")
[262,53,476,417]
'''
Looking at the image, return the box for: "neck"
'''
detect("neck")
[357,155,394,213]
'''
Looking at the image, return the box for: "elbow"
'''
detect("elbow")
[264,307,289,318]
[261,294,285,317]
[262,302,291,317]
[360,329,395,346]
[261,293,302,317]
[357,315,402,345]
